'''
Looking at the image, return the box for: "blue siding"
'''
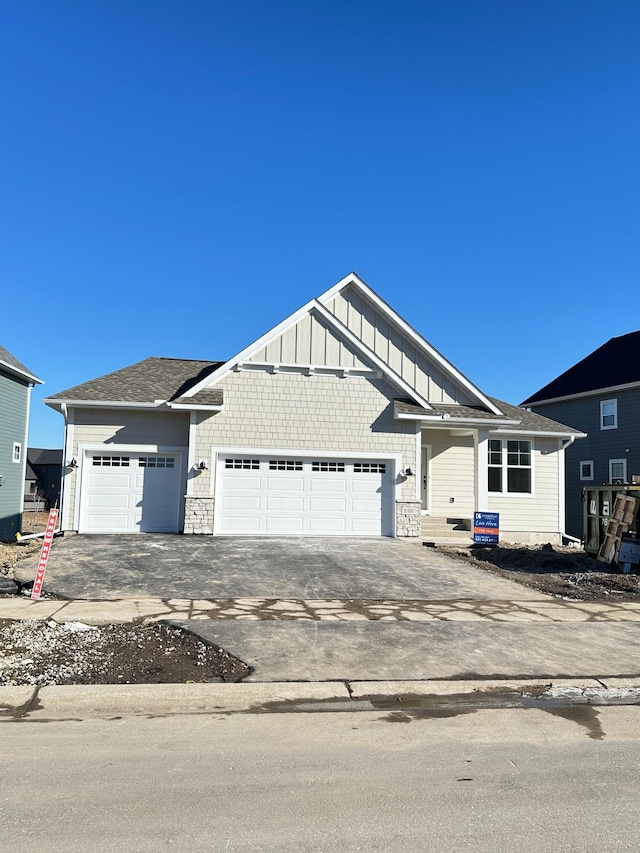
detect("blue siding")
[0,368,29,541]
[532,388,640,538]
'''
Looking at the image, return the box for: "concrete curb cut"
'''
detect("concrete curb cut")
[2,678,640,720]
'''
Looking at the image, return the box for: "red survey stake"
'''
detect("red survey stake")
[31,508,59,600]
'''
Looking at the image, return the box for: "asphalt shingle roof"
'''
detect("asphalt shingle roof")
[0,344,42,383]
[28,448,64,466]
[394,397,583,435]
[522,331,640,405]
[46,357,224,404]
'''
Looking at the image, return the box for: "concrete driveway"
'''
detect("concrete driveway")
[15,534,533,601]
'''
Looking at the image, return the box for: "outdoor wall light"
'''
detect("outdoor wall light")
[401,467,414,477]
[67,458,78,469]
[196,459,209,470]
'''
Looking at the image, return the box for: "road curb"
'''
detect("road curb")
[2,678,640,719]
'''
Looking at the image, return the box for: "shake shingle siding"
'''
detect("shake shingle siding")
[0,368,29,541]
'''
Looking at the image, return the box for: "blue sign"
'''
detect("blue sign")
[473,511,499,544]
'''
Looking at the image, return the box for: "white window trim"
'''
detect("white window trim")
[487,438,535,498]
[600,399,618,431]
[12,442,22,463]
[609,458,627,483]
[579,460,594,481]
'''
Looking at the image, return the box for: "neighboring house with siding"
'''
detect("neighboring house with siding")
[26,448,63,510]
[0,345,43,541]
[45,273,582,543]
[522,330,640,539]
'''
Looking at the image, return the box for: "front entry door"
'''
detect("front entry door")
[421,446,430,511]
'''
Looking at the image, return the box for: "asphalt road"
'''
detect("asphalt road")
[3,706,640,851]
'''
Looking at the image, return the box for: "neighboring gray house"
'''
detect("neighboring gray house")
[26,448,64,510]
[522,331,640,538]
[0,345,43,541]
[45,273,582,543]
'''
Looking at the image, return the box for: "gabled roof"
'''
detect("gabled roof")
[44,357,222,409]
[0,344,43,385]
[394,397,585,436]
[319,273,504,416]
[522,331,640,405]
[28,448,63,466]
[183,272,503,415]
[24,462,38,481]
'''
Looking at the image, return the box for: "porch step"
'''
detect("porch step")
[420,516,474,545]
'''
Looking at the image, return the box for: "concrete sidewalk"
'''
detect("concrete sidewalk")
[3,595,640,624]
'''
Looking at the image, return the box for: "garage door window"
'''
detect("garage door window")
[269,460,303,471]
[139,456,175,468]
[225,458,260,470]
[312,461,345,472]
[92,456,130,467]
[354,463,386,473]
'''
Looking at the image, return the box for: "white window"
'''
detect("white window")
[139,456,175,468]
[269,460,303,471]
[225,458,259,470]
[580,461,594,481]
[12,442,21,463]
[92,455,130,467]
[609,458,627,483]
[601,399,617,430]
[353,463,386,474]
[488,439,532,494]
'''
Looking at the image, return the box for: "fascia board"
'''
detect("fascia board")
[43,399,166,409]
[490,428,588,438]
[524,380,640,407]
[168,403,223,411]
[317,274,504,416]
[0,358,43,385]
[394,405,518,426]
[311,301,433,410]
[180,299,318,398]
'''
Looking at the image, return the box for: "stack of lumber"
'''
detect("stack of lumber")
[597,495,639,564]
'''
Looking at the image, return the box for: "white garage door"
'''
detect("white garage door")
[215,455,393,535]
[80,452,182,533]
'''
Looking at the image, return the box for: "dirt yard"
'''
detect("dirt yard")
[441,542,640,601]
[0,619,251,686]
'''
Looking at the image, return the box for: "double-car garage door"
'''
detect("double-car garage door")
[215,455,393,536]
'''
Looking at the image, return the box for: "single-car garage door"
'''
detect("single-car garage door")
[80,452,183,533]
[215,455,393,535]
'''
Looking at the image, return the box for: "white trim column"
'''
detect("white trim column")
[475,429,489,512]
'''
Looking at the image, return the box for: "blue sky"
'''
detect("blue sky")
[2,1,639,448]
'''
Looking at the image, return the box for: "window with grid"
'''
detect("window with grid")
[353,463,386,474]
[225,458,260,470]
[139,457,175,468]
[92,456,130,467]
[12,442,21,463]
[269,460,303,471]
[312,461,345,472]
[488,440,532,494]
[580,461,594,481]
[609,459,627,483]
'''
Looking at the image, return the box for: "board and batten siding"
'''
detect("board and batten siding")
[192,371,418,501]
[0,369,29,541]
[422,429,476,517]
[488,436,561,542]
[248,312,371,370]
[63,408,190,530]
[532,388,640,538]
[324,285,475,405]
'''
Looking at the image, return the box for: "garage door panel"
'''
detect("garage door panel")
[84,512,132,531]
[351,498,381,512]
[266,496,305,512]
[351,479,382,494]
[308,516,347,533]
[266,476,305,491]
[86,493,132,508]
[264,516,305,532]
[89,472,133,489]
[309,497,348,512]
[222,475,262,491]
[221,495,262,511]
[309,478,348,493]
[217,515,261,533]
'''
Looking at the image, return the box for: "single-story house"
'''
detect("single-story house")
[0,344,43,541]
[44,273,583,542]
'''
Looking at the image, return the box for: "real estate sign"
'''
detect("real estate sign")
[473,511,499,544]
